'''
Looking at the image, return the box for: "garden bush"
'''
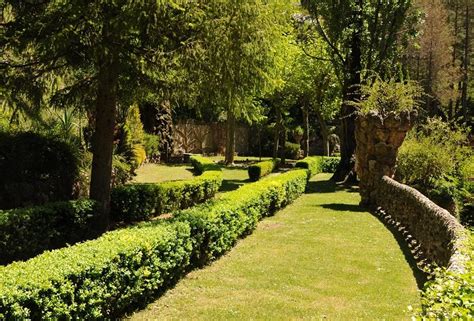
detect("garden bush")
[397,119,473,218]
[111,156,222,222]
[248,159,279,181]
[175,168,308,265]
[321,157,340,173]
[0,131,79,209]
[416,233,473,319]
[284,142,301,160]
[0,168,309,319]
[0,221,192,319]
[0,200,98,265]
[295,156,323,176]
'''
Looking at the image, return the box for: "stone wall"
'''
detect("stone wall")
[375,176,468,271]
[355,111,416,206]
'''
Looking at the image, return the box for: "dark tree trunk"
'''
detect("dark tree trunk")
[273,110,281,159]
[225,111,236,165]
[315,107,329,156]
[332,1,362,183]
[279,128,286,166]
[302,103,310,157]
[461,3,470,120]
[90,60,118,231]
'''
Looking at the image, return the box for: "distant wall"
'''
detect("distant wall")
[173,120,249,155]
[375,176,468,271]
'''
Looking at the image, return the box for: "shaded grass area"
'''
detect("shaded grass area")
[130,174,420,320]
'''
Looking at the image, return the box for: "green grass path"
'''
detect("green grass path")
[131,173,420,320]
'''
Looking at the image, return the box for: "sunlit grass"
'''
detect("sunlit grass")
[130,173,420,320]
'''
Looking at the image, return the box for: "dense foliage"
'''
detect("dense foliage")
[0,200,98,265]
[0,168,308,319]
[111,157,222,222]
[0,131,79,209]
[296,156,341,176]
[248,159,279,181]
[397,118,473,220]
[416,233,474,319]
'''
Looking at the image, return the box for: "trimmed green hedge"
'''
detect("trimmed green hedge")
[248,159,279,181]
[0,169,308,319]
[176,169,308,265]
[111,156,222,222]
[295,156,340,175]
[0,200,98,265]
[0,222,192,319]
[190,155,221,173]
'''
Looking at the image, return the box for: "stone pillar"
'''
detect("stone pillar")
[355,111,416,206]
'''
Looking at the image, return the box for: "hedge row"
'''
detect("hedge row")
[0,169,309,319]
[295,156,340,175]
[0,200,99,265]
[176,169,308,264]
[248,159,279,181]
[111,156,222,222]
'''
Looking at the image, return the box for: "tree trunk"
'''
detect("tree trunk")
[90,60,118,231]
[225,111,236,165]
[279,128,286,166]
[302,103,310,157]
[332,0,362,183]
[315,107,329,156]
[273,110,281,158]
[461,3,470,119]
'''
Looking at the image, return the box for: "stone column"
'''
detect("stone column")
[355,111,416,206]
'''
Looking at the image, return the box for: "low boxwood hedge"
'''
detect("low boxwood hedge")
[0,222,192,319]
[0,200,99,265]
[111,156,222,222]
[0,168,308,319]
[248,159,279,181]
[295,156,341,175]
[176,169,308,265]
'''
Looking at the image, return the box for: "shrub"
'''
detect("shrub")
[248,159,279,181]
[0,169,308,319]
[295,156,323,176]
[285,142,301,160]
[174,169,308,265]
[0,221,192,319]
[0,200,98,265]
[0,131,79,209]
[111,156,222,222]
[416,233,473,319]
[397,119,472,217]
[321,157,340,173]
[143,133,160,161]
[190,155,221,173]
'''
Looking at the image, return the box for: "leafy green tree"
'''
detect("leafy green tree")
[1,0,196,229]
[301,0,415,182]
[191,0,292,164]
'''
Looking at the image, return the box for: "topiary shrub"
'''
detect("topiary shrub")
[248,159,279,181]
[0,199,98,265]
[0,131,79,209]
[295,156,322,177]
[321,157,340,173]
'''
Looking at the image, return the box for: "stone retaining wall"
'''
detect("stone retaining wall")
[376,176,468,271]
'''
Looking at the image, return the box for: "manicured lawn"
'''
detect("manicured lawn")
[130,174,421,320]
[133,163,195,183]
[133,163,252,193]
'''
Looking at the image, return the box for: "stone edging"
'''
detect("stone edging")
[375,176,468,272]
